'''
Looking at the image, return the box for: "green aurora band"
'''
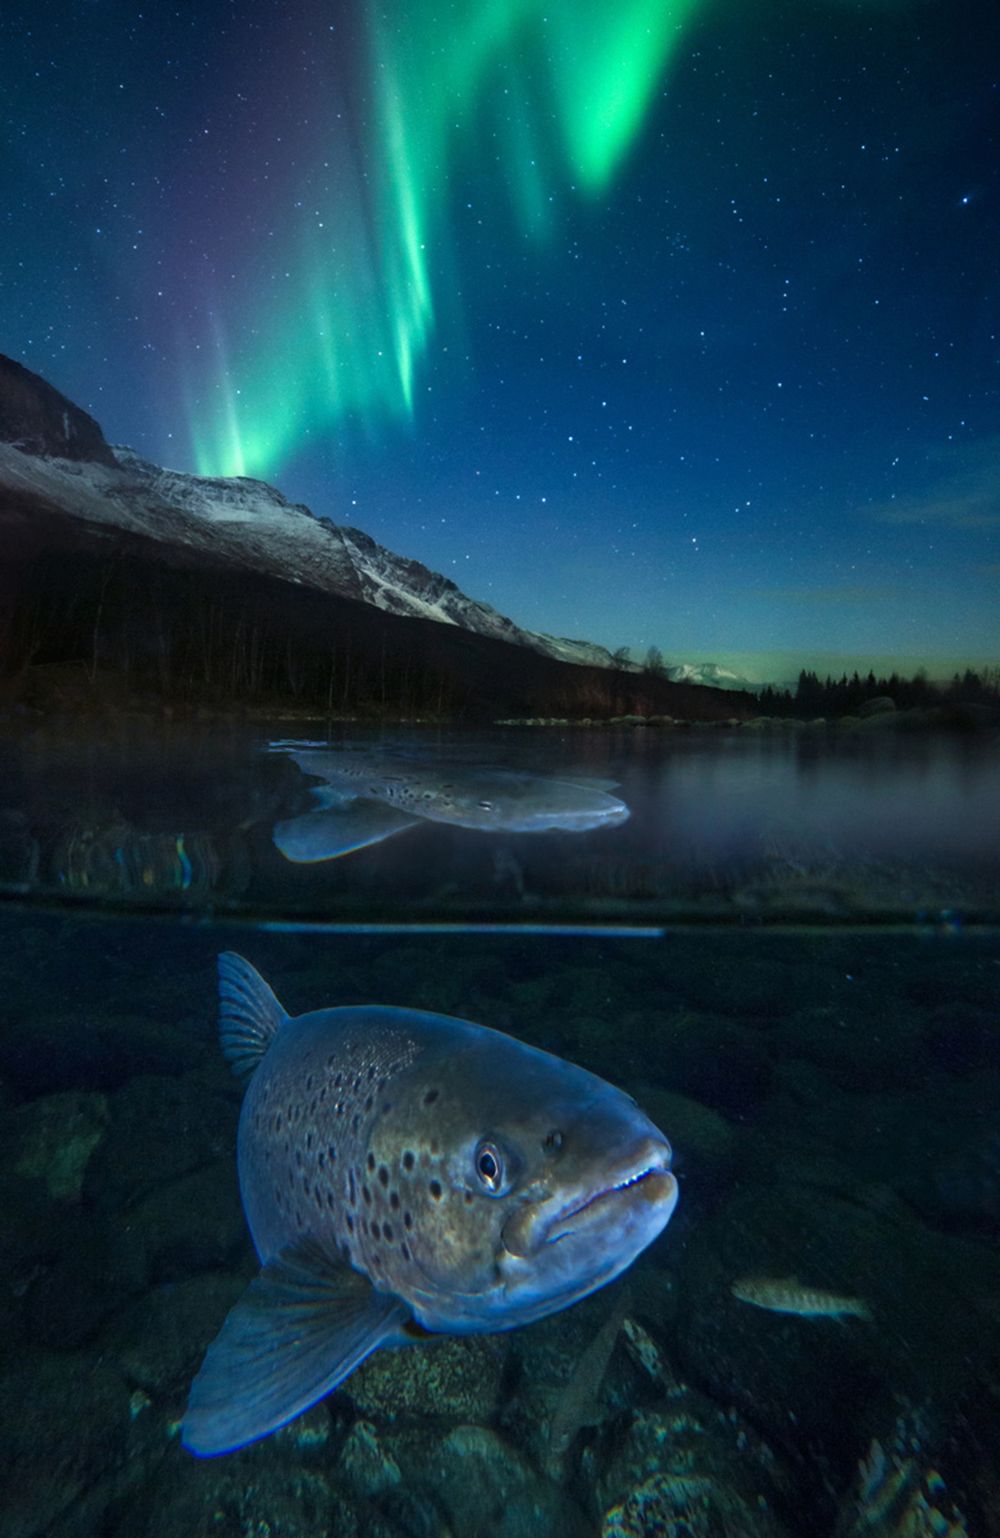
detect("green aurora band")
[187,0,706,479]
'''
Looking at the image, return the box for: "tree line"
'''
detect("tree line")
[1,529,748,721]
[757,667,1000,718]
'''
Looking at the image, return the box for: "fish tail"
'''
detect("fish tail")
[218,953,288,1079]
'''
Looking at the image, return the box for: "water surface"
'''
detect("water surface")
[1,722,998,924]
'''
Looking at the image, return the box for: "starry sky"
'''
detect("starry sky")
[3,0,998,680]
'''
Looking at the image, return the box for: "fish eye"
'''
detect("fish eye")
[474,1141,503,1191]
[543,1129,564,1153]
[477,800,493,811]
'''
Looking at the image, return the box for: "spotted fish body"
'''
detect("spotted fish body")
[183,955,677,1456]
[272,748,630,862]
[290,749,629,831]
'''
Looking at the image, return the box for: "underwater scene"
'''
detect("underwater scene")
[5,0,999,1529]
[0,725,998,1538]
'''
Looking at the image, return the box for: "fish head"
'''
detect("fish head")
[409,771,630,833]
[381,1030,675,1333]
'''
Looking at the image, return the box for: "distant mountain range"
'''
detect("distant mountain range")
[0,354,756,721]
[663,661,758,692]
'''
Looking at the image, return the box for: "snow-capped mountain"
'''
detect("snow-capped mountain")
[0,354,748,695]
[0,433,592,662]
[0,356,762,722]
[0,353,633,665]
[666,662,759,693]
[0,430,757,688]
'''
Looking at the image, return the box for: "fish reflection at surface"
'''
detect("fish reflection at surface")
[270,743,630,863]
[1,726,999,923]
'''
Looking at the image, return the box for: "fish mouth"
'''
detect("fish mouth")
[543,1149,676,1246]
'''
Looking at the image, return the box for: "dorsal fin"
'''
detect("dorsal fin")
[218,952,288,1079]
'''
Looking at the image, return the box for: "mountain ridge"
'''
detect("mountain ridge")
[0,354,757,688]
[0,354,756,721]
[0,350,628,669]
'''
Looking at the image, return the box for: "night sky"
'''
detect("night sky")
[3,0,998,680]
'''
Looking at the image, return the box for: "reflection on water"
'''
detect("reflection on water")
[272,743,630,862]
[1,723,998,922]
[54,827,249,901]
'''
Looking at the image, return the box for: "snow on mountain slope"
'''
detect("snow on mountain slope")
[0,357,750,693]
[0,436,752,691]
[666,662,759,692]
[0,442,577,660]
[532,634,629,669]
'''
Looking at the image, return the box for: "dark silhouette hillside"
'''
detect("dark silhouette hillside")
[0,491,753,721]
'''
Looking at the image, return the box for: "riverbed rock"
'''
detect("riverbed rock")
[1,1089,108,1199]
[344,1333,505,1425]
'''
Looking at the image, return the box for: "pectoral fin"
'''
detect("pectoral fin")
[273,803,417,862]
[182,1242,408,1456]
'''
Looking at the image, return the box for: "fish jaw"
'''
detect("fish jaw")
[543,1147,678,1248]
[492,1135,677,1324]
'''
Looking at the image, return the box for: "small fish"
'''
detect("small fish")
[272,747,629,861]
[183,955,677,1456]
[730,1275,873,1321]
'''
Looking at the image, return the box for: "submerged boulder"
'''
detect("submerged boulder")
[0,1353,131,1538]
[415,1423,588,1538]
[0,1089,108,1200]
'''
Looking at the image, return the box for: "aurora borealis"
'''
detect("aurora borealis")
[3,0,999,676]
[183,0,706,479]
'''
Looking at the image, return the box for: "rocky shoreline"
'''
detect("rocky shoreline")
[497,702,1000,733]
